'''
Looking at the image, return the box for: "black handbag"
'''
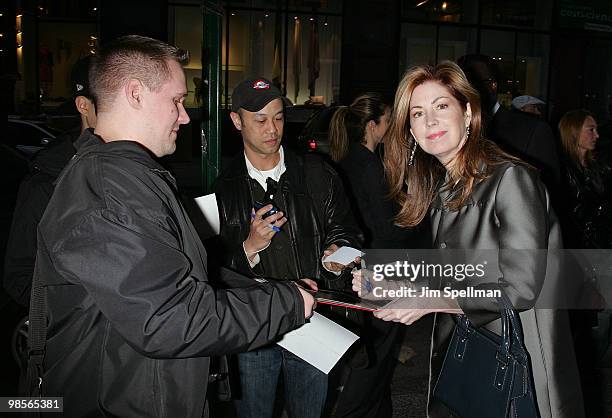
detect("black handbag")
[433,291,539,418]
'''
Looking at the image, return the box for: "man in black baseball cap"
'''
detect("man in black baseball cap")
[216,77,360,418]
[4,55,97,308]
[230,77,286,112]
[70,56,97,129]
[71,55,92,98]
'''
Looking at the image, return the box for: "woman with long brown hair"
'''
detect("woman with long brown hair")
[354,62,583,417]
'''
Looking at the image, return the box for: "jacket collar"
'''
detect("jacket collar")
[224,146,302,183]
[244,146,287,189]
[74,128,168,172]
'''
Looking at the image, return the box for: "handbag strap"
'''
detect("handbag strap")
[496,290,529,365]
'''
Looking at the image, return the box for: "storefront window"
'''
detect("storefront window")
[399,3,555,111]
[399,23,436,72]
[15,1,100,111]
[228,0,282,8]
[516,33,550,100]
[480,0,552,29]
[582,40,612,121]
[170,4,203,109]
[35,0,99,20]
[285,14,341,105]
[438,26,477,62]
[288,0,342,13]
[401,0,478,25]
[480,29,515,106]
[221,6,341,107]
[226,0,341,14]
[37,22,98,103]
[222,10,284,107]
[170,1,342,109]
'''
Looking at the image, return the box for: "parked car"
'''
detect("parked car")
[6,117,62,156]
[295,105,340,156]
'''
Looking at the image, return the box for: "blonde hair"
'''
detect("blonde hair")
[329,93,389,162]
[384,61,517,227]
[90,35,189,112]
[558,109,596,168]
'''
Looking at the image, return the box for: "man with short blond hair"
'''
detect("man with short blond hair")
[31,36,314,417]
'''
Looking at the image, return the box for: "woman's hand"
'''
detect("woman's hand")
[373,297,463,325]
[351,269,378,300]
[374,308,433,325]
[297,278,318,292]
[351,269,363,296]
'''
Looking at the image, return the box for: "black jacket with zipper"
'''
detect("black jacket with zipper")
[214,149,361,290]
[34,130,306,417]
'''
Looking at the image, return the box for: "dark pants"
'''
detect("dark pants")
[333,318,402,418]
[234,345,327,418]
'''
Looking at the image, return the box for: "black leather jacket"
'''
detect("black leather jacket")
[214,149,361,289]
[35,131,305,417]
[562,156,612,248]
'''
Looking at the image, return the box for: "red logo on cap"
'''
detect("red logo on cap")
[252,80,270,90]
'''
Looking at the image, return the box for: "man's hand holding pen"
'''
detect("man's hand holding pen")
[243,204,287,261]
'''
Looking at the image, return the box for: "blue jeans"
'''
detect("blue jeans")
[234,344,328,418]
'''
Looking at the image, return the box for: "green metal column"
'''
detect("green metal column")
[201,1,223,193]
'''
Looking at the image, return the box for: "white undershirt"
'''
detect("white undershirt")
[242,147,285,268]
[241,145,338,274]
[244,146,286,190]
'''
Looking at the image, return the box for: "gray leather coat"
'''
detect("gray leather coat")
[427,161,584,418]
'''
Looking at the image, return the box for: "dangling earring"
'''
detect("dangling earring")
[408,139,417,166]
[465,124,471,139]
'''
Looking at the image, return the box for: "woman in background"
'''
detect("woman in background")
[328,94,421,418]
[558,109,612,417]
[558,109,612,248]
[330,93,422,249]
[354,61,583,417]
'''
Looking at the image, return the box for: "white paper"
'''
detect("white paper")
[194,194,220,238]
[277,312,359,374]
[322,246,362,265]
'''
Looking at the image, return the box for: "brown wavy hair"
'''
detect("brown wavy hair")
[384,61,517,227]
[558,109,596,168]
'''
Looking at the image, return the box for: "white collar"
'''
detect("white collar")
[244,146,286,190]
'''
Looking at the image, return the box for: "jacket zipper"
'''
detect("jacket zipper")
[283,188,303,279]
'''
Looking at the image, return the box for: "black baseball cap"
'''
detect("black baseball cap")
[231,77,285,112]
[71,56,92,99]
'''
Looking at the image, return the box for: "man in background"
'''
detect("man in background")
[3,56,96,307]
[458,54,561,191]
[512,95,545,117]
